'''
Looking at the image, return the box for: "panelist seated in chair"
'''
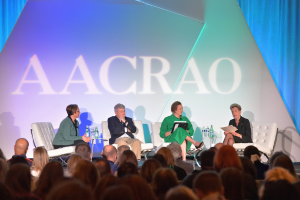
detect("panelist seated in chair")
[159,101,204,161]
[223,103,253,146]
[52,104,91,149]
[107,103,141,160]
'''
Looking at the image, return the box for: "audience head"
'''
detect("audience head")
[0,182,12,200]
[67,154,83,175]
[14,138,29,156]
[100,185,135,200]
[118,150,138,168]
[265,167,296,183]
[31,147,49,174]
[199,150,215,170]
[220,168,244,200]
[117,162,138,178]
[0,159,8,183]
[140,159,162,183]
[269,151,284,169]
[9,155,30,167]
[46,179,92,200]
[114,103,126,118]
[0,149,6,160]
[239,156,257,179]
[75,143,91,160]
[94,175,118,200]
[34,160,64,199]
[156,147,175,166]
[193,171,224,200]
[165,185,198,200]
[5,164,31,196]
[66,104,79,117]
[115,145,130,164]
[120,175,156,200]
[273,154,299,180]
[214,143,223,150]
[72,160,99,190]
[94,158,112,177]
[152,168,178,200]
[260,180,300,200]
[152,153,168,167]
[244,145,261,159]
[102,145,117,162]
[167,142,182,160]
[214,145,243,172]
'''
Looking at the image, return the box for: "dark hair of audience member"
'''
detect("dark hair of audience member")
[273,154,299,181]
[9,156,30,168]
[165,185,198,200]
[243,145,261,159]
[156,147,175,166]
[75,143,91,160]
[34,161,64,199]
[67,154,83,175]
[94,175,119,200]
[72,160,99,191]
[220,168,244,200]
[46,179,92,200]
[115,145,130,165]
[120,175,156,200]
[117,162,138,178]
[100,185,135,200]
[214,145,243,172]
[5,164,32,197]
[240,156,257,179]
[152,153,168,167]
[261,180,300,200]
[193,171,223,198]
[200,150,215,170]
[152,168,178,200]
[94,158,111,177]
[0,149,6,160]
[118,150,138,168]
[269,151,285,169]
[0,158,8,183]
[0,182,12,200]
[140,159,162,183]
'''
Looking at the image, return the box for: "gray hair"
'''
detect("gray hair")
[167,142,182,160]
[114,103,125,112]
[230,103,241,111]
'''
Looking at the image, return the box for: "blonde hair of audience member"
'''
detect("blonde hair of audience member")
[265,167,296,183]
[258,167,297,198]
[156,147,175,166]
[152,168,178,200]
[0,158,8,183]
[214,145,243,172]
[67,154,83,175]
[118,150,138,168]
[165,185,198,200]
[115,145,130,165]
[31,147,49,177]
[72,160,99,191]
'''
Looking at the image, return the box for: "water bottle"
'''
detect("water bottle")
[85,125,89,137]
[206,126,209,137]
[95,126,99,139]
[210,125,214,138]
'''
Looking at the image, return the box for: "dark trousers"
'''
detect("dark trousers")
[53,140,86,149]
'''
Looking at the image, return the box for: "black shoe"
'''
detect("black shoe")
[195,141,204,150]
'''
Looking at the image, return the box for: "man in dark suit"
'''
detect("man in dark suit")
[107,103,141,160]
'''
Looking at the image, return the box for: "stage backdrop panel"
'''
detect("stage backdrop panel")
[0,0,299,160]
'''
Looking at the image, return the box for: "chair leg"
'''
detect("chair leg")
[59,157,68,165]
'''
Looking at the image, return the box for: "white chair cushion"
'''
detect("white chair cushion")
[47,146,75,157]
